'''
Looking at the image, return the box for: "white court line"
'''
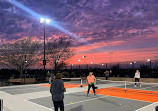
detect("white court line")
[51,96,108,109]
[65,96,107,106]
[101,94,152,103]
[25,99,53,111]
[135,101,158,111]
[3,87,46,91]
[50,94,151,109]
[141,85,158,90]
[0,83,48,89]
[24,93,151,110]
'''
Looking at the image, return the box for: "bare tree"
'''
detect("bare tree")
[0,38,40,78]
[46,37,75,74]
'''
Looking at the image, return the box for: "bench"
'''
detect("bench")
[9,78,23,85]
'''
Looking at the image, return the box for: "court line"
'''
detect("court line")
[3,87,46,91]
[51,94,151,109]
[51,96,108,109]
[24,99,53,111]
[141,85,158,90]
[0,83,48,89]
[135,101,158,111]
[100,94,152,103]
[64,96,107,106]
[25,93,151,110]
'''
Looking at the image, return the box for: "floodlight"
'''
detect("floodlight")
[46,19,51,24]
[40,18,45,23]
[147,59,151,62]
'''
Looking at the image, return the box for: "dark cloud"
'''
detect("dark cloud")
[0,0,158,45]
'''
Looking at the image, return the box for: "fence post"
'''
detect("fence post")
[0,99,3,111]
[155,106,158,111]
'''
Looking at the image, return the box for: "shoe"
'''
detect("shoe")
[140,84,141,87]
[94,93,96,96]
[87,94,88,97]
[134,85,137,87]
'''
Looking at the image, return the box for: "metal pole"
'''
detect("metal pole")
[71,64,72,70]
[0,99,3,111]
[80,78,83,87]
[106,63,107,70]
[43,23,46,71]
[79,64,81,77]
[125,81,126,93]
[118,62,119,69]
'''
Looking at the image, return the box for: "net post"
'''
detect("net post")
[80,78,83,87]
[125,81,126,93]
[0,99,3,111]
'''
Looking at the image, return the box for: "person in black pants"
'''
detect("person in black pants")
[134,70,141,87]
[86,72,96,96]
[50,73,66,111]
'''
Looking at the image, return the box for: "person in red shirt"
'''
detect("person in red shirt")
[86,72,96,96]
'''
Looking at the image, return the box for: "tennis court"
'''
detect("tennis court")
[0,78,158,111]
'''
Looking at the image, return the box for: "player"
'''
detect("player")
[134,70,141,87]
[104,71,109,80]
[86,72,96,96]
[50,73,66,111]
[49,74,55,84]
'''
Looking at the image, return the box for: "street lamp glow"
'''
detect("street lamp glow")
[40,18,51,24]
[91,62,93,64]
[40,18,45,23]
[83,56,86,58]
[134,61,137,63]
[46,19,51,24]
[102,64,104,66]
[130,62,132,65]
[78,59,81,62]
[147,59,151,62]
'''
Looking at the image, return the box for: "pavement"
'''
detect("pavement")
[0,81,158,111]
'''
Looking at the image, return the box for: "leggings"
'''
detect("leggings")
[87,84,95,94]
[135,78,140,85]
[53,100,64,111]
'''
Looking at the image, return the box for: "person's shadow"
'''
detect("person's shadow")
[68,105,83,111]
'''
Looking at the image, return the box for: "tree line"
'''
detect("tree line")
[0,37,75,78]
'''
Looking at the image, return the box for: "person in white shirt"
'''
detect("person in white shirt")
[134,70,141,87]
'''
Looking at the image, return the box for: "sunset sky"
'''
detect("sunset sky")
[0,0,158,65]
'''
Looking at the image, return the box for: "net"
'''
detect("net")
[62,78,83,87]
[96,79,158,95]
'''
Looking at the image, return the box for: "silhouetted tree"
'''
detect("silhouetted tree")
[46,37,75,75]
[0,38,40,78]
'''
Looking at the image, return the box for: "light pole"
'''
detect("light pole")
[102,64,104,69]
[130,61,136,74]
[71,64,73,77]
[78,59,81,77]
[40,18,51,75]
[106,63,107,71]
[24,55,27,84]
[83,56,86,69]
[147,59,151,69]
[90,62,93,69]
[147,59,152,77]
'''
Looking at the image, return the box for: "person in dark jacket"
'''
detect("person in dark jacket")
[104,71,109,80]
[50,73,66,111]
